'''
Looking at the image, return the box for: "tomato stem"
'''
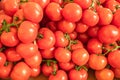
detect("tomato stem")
[0,47,6,52]
[75,65,88,71]
[37,34,44,39]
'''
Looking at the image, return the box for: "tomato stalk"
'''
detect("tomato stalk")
[0,47,6,52]
[37,34,44,39]
[75,65,88,71]
[42,59,57,66]
[20,0,28,3]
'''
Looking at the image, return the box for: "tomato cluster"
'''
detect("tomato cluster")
[0,0,120,80]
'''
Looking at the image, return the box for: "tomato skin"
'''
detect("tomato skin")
[45,2,62,21]
[112,68,120,78]
[0,52,6,66]
[59,62,75,71]
[69,69,88,80]
[37,28,55,49]
[18,21,38,43]
[95,68,114,80]
[57,19,76,33]
[24,51,42,68]
[0,62,13,79]
[10,62,31,80]
[16,43,38,59]
[78,33,89,44]
[69,31,77,40]
[62,3,82,22]
[88,54,107,70]
[108,50,120,68]
[46,21,57,32]
[31,66,41,77]
[22,2,43,23]
[82,9,99,27]
[54,31,69,47]
[54,47,71,63]
[98,25,120,44]
[72,48,89,66]
[71,40,83,51]
[50,0,63,5]
[4,47,22,62]
[49,70,68,80]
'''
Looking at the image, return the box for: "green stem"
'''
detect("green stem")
[37,34,43,39]
[75,65,88,71]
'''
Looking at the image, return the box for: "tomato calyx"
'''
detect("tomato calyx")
[89,0,96,12]
[4,61,10,66]
[37,34,44,39]
[20,0,28,3]
[75,65,88,71]
[0,46,6,52]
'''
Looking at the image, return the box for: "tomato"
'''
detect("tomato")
[87,38,102,54]
[108,50,120,68]
[0,62,13,79]
[62,3,82,22]
[99,0,106,4]
[4,47,22,62]
[24,51,42,68]
[112,68,120,78]
[98,25,120,44]
[0,52,6,66]
[54,31,69,47]
[69,68,88,80]
[78,33,90,44]
[72,48,89,66]
[82,9,99,27]
[37,28,55,49]
[42,63,58,76]
[31,66,41,77]
[97,7,113,25]
[22,2,43,23]
[40,47,55,59]
[69,31,77,40]
[57,19,76,33]
[45,2,62,21]
[71,40,83,51]
[88,54,107,70]
[50,0,63,5]
[54,47,71,63]
[18,21,38,43]
[49,70,68,80]
[10,62,31,80]
[75,22,88,33]
[16,43,38,59]
[95,68,114,80]
[46,21,57,32]
[74,0,92,9]
[59,62,75,71]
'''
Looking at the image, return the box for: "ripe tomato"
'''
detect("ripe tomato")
[24,51,42,68]
[37,28,55,49]
[4,47,22,62]
[88,54,107,70]
[22,2,43,23]
[54,31,69,47]
[82,9,99,27]
[112,68,120,78]
[54,47,71,63]
[0,52,6,66]
[62,3,82,22]
[69,31,77,40]
[18,21,38,43]
[69,68,88,80]
[72,48,89,66]
[10,62,31,80]
[45,2,62,21]
[31,66,41,77]
[78,33,90,44]
[49,70,68,80]
[98,25,120,44]
[46,21,57,32]
[95,68,114,80]
[16,43,38,59]
[50,0,63,5]
[108,50,120,68]
[71,40,83,51]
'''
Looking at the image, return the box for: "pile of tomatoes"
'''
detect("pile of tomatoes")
[0,0,120,80]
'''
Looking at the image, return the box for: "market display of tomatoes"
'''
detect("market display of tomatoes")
[0,0,120,80]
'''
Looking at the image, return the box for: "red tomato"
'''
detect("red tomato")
[62,3,82,22]
[57,19,76,33]
[4,47,22,62]
[72,48,89,66]
[16,43,38,59]
[54,31,69,47]
[0,62,13,79]
[0,52,6,66]
[59,62,75,71]
[88,54,107,70]
[98,25,120,44]
[54,47,71,63]
[10,62,31,80]
[95,68,114,80]
[31,66,41,77]
[112,68,120,78]
[45,2,62,21]
[69,68,88,80]
[37,28,55,49]
[108,50,120,68]
[24,51,42,68]
[82,9,99,27]
[46,21,57,32]
[50,0,63,5]
[49,70,68,80]
[78,33,90,44]
[69,31,77,40]
[71,40,83,51]
[87,38,102,54]
[22,2,43,23]
[18,21,38,43]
